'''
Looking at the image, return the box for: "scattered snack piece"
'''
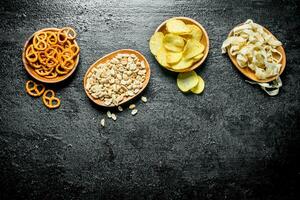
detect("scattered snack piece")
[100,118,105,127]
[131,109,138,116]
[42,89,60,109]
[191,76,205,94]
[107,111,112,118]
[222,19,283,80]
[150,19,206,72]
[25,27,80,79]
[111,113,117,121]
[85,53,147,106]
[129,104,136,110]
[25,80,62,109]
[177,71,199,92]
[25,80,45,97]
[118,106,123,112]
[141,96,147,103]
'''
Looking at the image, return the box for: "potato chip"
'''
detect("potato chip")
[166,19,191,34]
[193,53,204,62]
[156,47,169,68]
[177,71,199,92]
[167,52,182,64]
[191,75,205,94]
[185,25,203,41]
[163,34,185,52]
[149,32,164,56]
[183,39,205,60]
[172,58,193,70]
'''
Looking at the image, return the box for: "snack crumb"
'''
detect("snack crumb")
[131,109,138,116]
[118,106,123,112]
[111,113,117,121]
[129,104,136,110]
[101,118,105,127]
[141,96,147,103]
[107,111,112,118]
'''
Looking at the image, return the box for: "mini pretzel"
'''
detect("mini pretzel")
[45,57,59,68]
[61,27,77,40]
[33,33,48,51]
[25,80,45,97]
[25,44,38,63]
[56,64,70,75]
[58,29,68,44]
[45,71,58,79]
[35,68,53,76]
[61,59,75,70]
[69,44,80,56]
[47,32,58,45]
[31,62,42,69]
[42,89,61,109]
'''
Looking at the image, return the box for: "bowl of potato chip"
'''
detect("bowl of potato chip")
[149,17,209,72]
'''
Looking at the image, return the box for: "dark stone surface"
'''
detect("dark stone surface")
[0,0,300,199]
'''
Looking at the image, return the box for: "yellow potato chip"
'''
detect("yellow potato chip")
[163,34,185,52]
[149,32,164,56]
[167,52,182,64]
[166,19,191,34]
[191,75,205,94]
[171,58,193,70]
[177,71,199,92]
[186,25,203,41]
[193,53,204,62]
[156,47,169,68]
[183,39,205,60]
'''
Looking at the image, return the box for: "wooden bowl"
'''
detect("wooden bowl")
[83,49,151,107]
[154,16,210,72]
[227,23,286,83]
[22,28,80,83]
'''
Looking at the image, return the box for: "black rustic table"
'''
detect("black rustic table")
[1,0,299,199]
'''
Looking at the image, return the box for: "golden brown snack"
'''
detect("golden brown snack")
[25,27,80,79]
[42,89,61,109]
[25,80,45,97]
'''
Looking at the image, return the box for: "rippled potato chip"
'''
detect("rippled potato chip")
[149,32,164,56]
[163,34,185,52]
[191,75,205,94]
[193,53,204,62]
[183,39,205,60]
[156,47,169,68]
[172,57,194,70]
[177,71,199,92]
[166,19,191,34]
[186,25,203,41]
[167,52,182,64]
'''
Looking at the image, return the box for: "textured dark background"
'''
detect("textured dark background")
[0,0,300,199]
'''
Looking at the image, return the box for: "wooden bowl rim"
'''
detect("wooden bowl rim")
[83,49,151,107]
[154,16,210,72]
[227,22,286,83]
[22,27,80,83]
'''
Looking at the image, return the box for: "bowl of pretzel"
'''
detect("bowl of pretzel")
[22,27,80,83]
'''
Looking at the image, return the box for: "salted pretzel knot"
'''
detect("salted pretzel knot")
[25,80,45,97]
[42,89,61,109]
